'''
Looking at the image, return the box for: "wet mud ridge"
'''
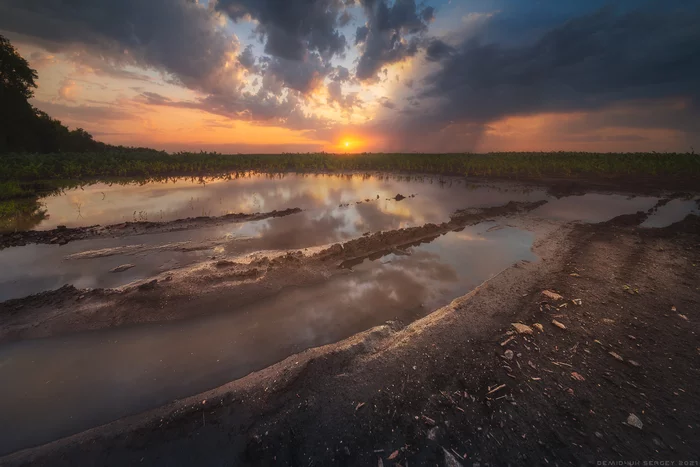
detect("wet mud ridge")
[3,208,698,465]
[0,201,544,343]
[0,207,302,249]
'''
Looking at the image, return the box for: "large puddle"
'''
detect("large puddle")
[1,175,695,302]
[0,174,698,456]
[0,223,535,455]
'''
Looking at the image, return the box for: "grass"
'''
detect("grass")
[1,151,699,196]
[1,151,699,230]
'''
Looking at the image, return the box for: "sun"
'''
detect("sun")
[344,141,350,147]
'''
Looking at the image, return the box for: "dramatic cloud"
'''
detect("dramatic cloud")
[0,0,243,95]
[355,0,434,80]
[216,0,350,61]
[421,5,700,125]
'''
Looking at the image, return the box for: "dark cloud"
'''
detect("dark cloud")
[238,44,259,73]
[262,53,331,94]
[378,97,395,109]
[424,39,455,62]
[331,66,352,83]
[421,5,700,125]
[0,0,243,95]
[355,0,434,80]
[216,0,349,61]
[327,82,363,113]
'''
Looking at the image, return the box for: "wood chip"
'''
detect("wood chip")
[355,402,365,411]
[542,290,563,301]
[388,450,399,460]
[511,323,533,335]
[486,383,506,395]
[551,319,566,330]
[422,415,436,426]
[571,372,586,381]
[500,335,516,346]
[532,323,544,333]
[609,351,624,362]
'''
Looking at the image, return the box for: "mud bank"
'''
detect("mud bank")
[0,201,544,343]
[0,208,302,249]
[3,212,698,466]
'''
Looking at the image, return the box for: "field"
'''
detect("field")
[2,151,700,200]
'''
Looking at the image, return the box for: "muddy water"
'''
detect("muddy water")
[0,175,698,455]
[1,175,694,302]
[0,223,534,455]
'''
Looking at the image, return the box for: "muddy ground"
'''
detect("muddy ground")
[2,203,698,465]
[0,200,544,343]
[0,208,302,250]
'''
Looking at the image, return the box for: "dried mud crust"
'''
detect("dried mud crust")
[0,208,302,249]
[0,201,546,343]
[4,214,698,466]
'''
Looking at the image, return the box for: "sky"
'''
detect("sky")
[0,0,699,153]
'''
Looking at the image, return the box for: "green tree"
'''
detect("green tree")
[0,34,106,154]
[0,34,38,100]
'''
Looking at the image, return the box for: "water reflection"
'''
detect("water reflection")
[23,173,549,231]
[0,224,536,455]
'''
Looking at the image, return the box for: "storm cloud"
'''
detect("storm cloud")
[421,4,700,125]
[355,0,434,80]
[216,0,350,61]
[0,0,243,95]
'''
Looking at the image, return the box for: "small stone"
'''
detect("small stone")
[572,298,583,306]
[511,323,534,335]
[427,426,439,441]
[595,432,604,439]
[551,319,566,330]
[626,413,643,429]
[503,350,514,360]
[443,448,464,467]
[602,318,615,325]
[533,323,544,332]
[609,351,624,362]
[628,360,641,367]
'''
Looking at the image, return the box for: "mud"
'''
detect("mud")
[0,201,543,343]
[0,208,302,250]
[3,211,698,466]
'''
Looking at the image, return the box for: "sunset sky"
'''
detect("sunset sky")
[1,0,698,153]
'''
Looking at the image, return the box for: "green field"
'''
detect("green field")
[1,151,699,231]
[2,151,699,199]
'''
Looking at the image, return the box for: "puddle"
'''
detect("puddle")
[530,193,659,223]
[2,175,696,302]
[7,174,548,232]
[0,223,535,455]
[641,198,700,228]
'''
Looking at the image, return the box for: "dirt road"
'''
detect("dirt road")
[2,206,698,465]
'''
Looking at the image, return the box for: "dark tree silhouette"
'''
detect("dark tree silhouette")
[0,34,106,153]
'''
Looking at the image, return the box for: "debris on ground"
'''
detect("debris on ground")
[503,350,514,360]
[533,323,544,332]
[572,298,583,306]
[388,450,399,460]
[500,336,516,346]
[552,319,566,330]
[443,447,464,467]
[626,413,643,429]
[511,323,534,335]
[355,402,365,411]
[609,351,624,362]
[571,372,585,381]
[110,264,135,273]
[542,290,564,301]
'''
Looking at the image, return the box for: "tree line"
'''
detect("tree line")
[0,34,157,154]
